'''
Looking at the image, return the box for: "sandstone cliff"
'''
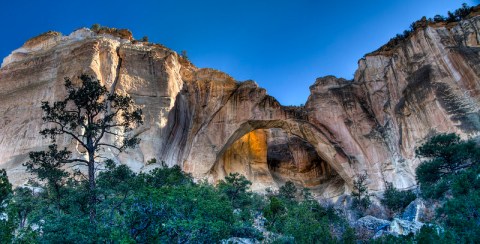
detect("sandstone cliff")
[1,10,480,199]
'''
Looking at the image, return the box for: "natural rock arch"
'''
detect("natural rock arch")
[184,118,356,188]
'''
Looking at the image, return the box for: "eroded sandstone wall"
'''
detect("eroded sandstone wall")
[0,12,479,196]
[0,29,192,185]
[304,14,480,190]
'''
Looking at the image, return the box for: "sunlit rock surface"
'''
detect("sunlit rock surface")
[1,10,480,198]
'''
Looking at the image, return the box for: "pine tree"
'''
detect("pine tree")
[352,173,371,211]
[25,74,143,223]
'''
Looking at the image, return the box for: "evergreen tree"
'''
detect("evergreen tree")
[381,182,416,213]
[352,173,371,211]
[415,133,479,187]
[25,74,143,223]
[217,173,252,208]
[279,181,297,200]
[0,169,12,210]
[0,169,13,242]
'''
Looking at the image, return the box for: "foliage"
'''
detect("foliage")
[25,144,71,200]
[0,161,364,243]
[371,3,475,55]
[263,196,286,228]
[1,163,263,243]
[217,173,253,208]
[278,181,297,201]
[381,182,416,214]
[90,23,100,31]
[25,74,143,222]
[0,169,12,210]
[146,158,157,165]
[446,3,474,23]
[264,187,350,243]
[279,202,334,243]
[437,189,480,241]
[431,165,480,242]
[181,50,189,60]
[0,169,13,242]
[425,3,475,24]
[0,218,14,243]
[352,173,371,211]
[415,133,480,198]
[371,225,457,244]
[370,233,414,244]
[411,132,480,242]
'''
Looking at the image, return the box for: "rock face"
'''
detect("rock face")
[1,10,480,197]
[304,10,480,191]
[212,129,344,197]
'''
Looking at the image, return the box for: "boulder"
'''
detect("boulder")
[390,218,424,235]
[401,199,425,222]
[221,238,258,244]
[355,215,391,232]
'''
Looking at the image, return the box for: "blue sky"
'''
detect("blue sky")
[0,0,476,105]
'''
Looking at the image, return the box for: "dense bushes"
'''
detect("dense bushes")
[2,132,479,242]
[412,133,480,242]
[0,164,266,243]
[370,3,475,55]
[415,133,480,198]
[374,132,480,242]
[381,182,416,214]
[352,173,372,211]
[431,3,475,24]
[0,165,359,243]
[263,182,354,243]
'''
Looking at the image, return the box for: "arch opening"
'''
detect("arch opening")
[210,127,347,199]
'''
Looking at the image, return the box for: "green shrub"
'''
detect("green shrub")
[381,182,416,213]
[0,169,12,210]
[414,133,480,242]
[217,173,253,208]
[264,196,344,243]
[446,3,473,23]
[279,181,297,200]
[352,173,371,211]
[90,23,100,31]
[415,133,480,198]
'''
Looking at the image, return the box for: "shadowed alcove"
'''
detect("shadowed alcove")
[210,128,346,199]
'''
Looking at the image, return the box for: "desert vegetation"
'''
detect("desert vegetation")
[2,127,479,242]
[372,133,480,243]
[0,75,354,243]
[369,3,476,56]
[0,74,479,243]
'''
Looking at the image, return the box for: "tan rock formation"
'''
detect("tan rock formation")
[1,11,480,198]
[304,12,480,190]
[212,129,344,198]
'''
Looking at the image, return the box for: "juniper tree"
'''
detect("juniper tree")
[352,173,371,211]
[217,173,252,208]
[25,74,143,223]
[0,169,12,211]
[279,181,297,200]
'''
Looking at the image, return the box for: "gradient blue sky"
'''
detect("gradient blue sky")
[0,1,476,105]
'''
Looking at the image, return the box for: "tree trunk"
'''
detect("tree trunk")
[88,148,96,224]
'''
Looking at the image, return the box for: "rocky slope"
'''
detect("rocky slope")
[1,9,480,199]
